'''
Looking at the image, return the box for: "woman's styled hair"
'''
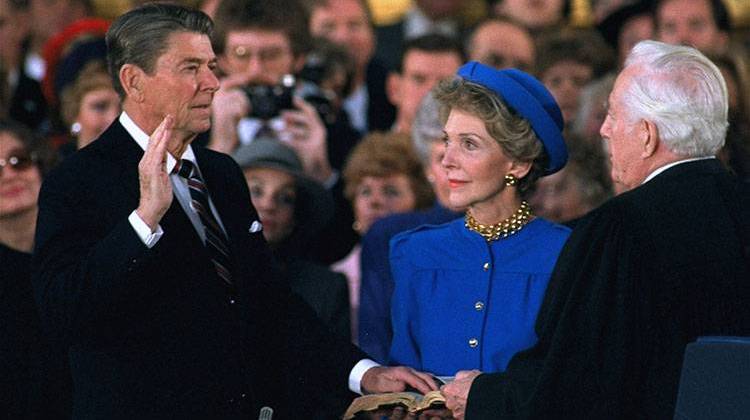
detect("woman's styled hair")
[342,132,434,209]
[433,77,547,194]
[59,60,113,127]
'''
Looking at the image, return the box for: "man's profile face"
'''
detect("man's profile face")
[657,0,727,54]
[139,32,219,137]
[599,67,647,191]
[309,0,374,73]
[468,21,535,73]
[219,29,296,86]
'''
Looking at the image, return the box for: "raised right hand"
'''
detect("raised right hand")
[136,115,174,230]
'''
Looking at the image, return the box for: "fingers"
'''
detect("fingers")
[410,370,440,392]
[144,115,173,171]
[136,115,175,229]
[283,97,325,135]
[219,73,252,91]
[454,370,480,381]
[154,115,173,165]
[292,96,316,115]
[394,367,438,394]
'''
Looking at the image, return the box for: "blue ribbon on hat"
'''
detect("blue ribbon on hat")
[456,61,568,175]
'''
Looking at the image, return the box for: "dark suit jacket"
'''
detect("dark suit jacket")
[281,255,351,342]
[466,159,750,419]
[32,120,366,419]
[364,59,396,132]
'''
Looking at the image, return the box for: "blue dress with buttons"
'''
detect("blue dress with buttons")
[388,217,571,376]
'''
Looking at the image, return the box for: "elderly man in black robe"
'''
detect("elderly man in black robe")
[442,40,750,419]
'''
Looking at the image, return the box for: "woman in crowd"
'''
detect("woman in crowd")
[59,59,120,151]
[232,138,353,417]
[232,138,351,342]
[53,37,120,156]
[0,118,71,418]
[530,131,613,225]
[333,131,433,343]
[388,62,571,377]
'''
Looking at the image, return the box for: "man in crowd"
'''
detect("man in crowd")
[386,33,464,135]
[466,16,536,73]
[656,0,731,55]
[442,40,750,419]
[208,0,363,265]
[374,0,468,71]
[32,4,437,418]
[307,0,395,133]
[208,0,348,183]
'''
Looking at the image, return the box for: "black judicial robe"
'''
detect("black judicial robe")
[466,158,750,419]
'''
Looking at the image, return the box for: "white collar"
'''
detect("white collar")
[119,112,196,174]
[642,156,715,185]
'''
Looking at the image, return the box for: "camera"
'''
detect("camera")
[241,74,295,120]
[241,72,339,124]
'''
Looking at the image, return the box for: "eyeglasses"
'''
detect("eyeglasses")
[229,45,291,64]
[0,152,37,175]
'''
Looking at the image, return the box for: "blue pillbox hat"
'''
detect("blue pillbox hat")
[457,61,568,174]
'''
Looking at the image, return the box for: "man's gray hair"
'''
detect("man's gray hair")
[622,40,728,157]
[411,90,443,165]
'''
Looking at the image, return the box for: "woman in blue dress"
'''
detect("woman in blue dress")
[389,62,573,377]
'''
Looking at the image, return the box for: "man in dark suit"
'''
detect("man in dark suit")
[442,40,750,419]
[32,4,437,419]
[307,0,396,133]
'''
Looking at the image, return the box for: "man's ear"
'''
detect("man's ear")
[120,64,144,103]
[386,72,402,106]
[640,119,659,158]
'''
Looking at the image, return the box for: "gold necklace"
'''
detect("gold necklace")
[465,201,533,242]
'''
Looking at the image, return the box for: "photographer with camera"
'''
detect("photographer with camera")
[209,0,358,185]
[210,0,361,264]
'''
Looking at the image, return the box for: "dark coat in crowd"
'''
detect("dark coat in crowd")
[1,244,72,420]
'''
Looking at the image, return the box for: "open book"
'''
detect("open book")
[342,390,446,419]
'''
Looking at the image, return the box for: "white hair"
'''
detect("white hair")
[411,90,443,165]
[622,40,728,157]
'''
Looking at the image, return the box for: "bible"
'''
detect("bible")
[342,390,446,419]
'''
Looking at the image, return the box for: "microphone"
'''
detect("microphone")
[258,406,273,420]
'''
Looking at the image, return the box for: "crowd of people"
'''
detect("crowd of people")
[1,0,749,418]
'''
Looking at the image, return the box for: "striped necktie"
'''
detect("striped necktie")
[174,159,234,288]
